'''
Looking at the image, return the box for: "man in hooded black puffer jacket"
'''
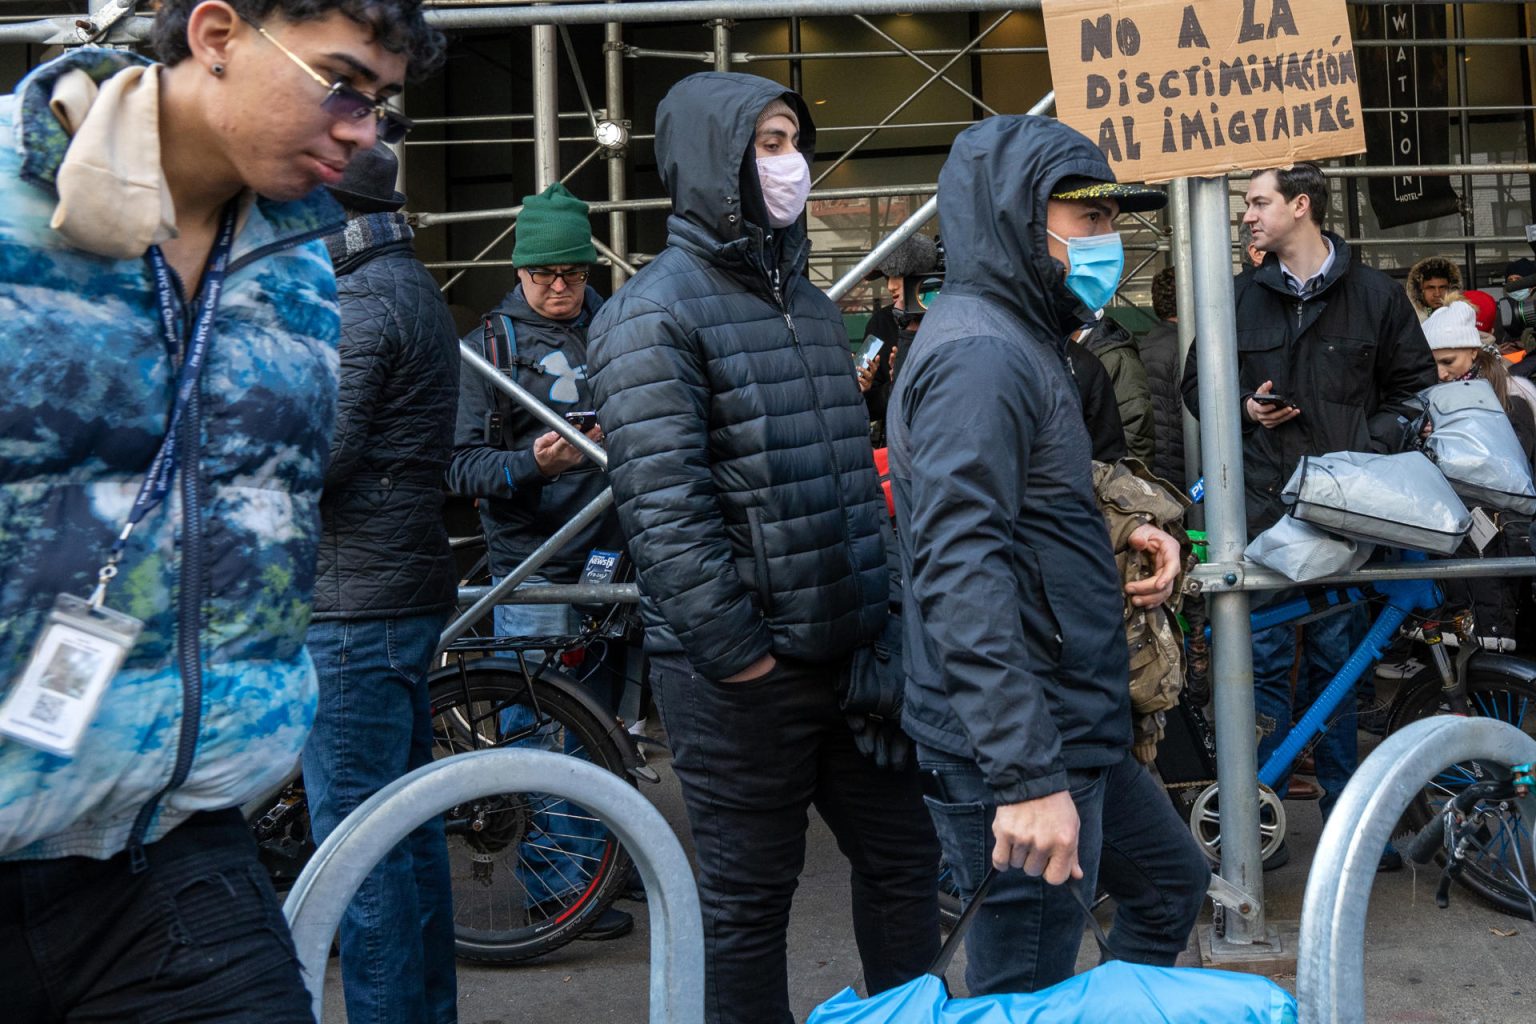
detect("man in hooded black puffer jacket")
[587,72,940,1024]
[302,147,461,1024]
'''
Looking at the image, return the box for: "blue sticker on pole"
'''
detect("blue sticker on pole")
[1188,476,1204,503]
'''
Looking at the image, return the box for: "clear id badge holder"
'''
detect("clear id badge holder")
[0,593,143,757]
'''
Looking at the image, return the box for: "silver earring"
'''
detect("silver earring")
[211,63,224,76]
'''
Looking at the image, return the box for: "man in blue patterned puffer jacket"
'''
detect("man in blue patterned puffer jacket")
[0,2,442,1020]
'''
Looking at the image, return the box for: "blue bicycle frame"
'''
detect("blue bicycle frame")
[1249,550,1444,790]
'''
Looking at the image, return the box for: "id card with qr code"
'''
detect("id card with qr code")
[0,595,142,757]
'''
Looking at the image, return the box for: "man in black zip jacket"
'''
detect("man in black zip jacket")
[1181,163,1434,823]
[587,74,940,1024]
[304,145,460,1024]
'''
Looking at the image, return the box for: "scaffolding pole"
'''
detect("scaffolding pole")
[604,1,630,290]
[1166,178,1203,530]
[532,23,560,190]
[1189,174,1267,949]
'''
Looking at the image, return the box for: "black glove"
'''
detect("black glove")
[841,609,912,770]
[845,708,912,771]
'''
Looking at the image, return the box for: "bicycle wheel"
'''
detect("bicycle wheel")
[1388,659,1536,918]
[429,661,635,962]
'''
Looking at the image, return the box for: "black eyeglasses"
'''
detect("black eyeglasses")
[246,19,413,144]
[526,268,590,286]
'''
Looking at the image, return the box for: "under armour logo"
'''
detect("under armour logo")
[540,351,587,404]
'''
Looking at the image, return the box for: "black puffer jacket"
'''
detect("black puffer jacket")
[312,214,460,619]
[445,285,621,581]
[887,116,1130,803]
[587,72,887,681]
[1181,237,1436,535]
[1138,318,1186,491]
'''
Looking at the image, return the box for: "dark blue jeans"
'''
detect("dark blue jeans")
[1097,753,1211,966]
[651,653,940,1024]
[304,611,458,1024]
[917,746,1106,996]
[0,810,312,1023]
[1252,602,1367,819]
[493,581,613,903]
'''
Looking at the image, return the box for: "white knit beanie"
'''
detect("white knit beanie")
[1423,301,1480,351]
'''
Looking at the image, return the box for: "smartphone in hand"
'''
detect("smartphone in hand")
[563,410,599,431]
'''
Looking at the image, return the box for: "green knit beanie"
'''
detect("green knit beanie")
[513,182,596,267]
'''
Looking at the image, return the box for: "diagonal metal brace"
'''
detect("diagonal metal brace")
[71,0,138,45]
[1207,871,1260,922]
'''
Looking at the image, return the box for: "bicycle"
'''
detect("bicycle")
[1401,759,1536,919]
[1172,549,1536,902]
[250,594,657,963]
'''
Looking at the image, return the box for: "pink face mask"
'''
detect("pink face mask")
[756,152,811,229]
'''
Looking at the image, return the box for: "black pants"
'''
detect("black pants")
[651,654,941,1024]
[0,810,312,1024]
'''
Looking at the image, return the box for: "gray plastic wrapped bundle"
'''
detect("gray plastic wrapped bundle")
[1244,514,1374,582]
[1419,379,1536,514]
[1281,450,1472,555]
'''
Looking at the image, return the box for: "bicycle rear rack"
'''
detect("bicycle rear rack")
[282,748,703,1023]
[1298,716,1536,1024]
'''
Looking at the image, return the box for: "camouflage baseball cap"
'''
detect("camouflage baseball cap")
[1049,174,1166,213]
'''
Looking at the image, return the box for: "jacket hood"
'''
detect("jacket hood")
[655,72,816,267]
[937,116,1118,341]
[13,48,341,256]
[496,281,604,331]
[1082,315,1136,355]
[1406,255,1463,312]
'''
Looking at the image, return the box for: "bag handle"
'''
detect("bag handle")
[926,867,1110,978]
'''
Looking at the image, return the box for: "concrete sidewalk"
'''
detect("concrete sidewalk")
[323,742,1534,1023]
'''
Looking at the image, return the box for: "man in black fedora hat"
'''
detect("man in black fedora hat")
[302,143,463,1024]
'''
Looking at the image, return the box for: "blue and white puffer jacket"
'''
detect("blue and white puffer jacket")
[0,49,342,861]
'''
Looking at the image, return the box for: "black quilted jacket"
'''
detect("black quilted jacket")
[587,72,887,680]
[311,215,461,619]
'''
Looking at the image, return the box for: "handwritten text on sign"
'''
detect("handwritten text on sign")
[1043,0,1366,183]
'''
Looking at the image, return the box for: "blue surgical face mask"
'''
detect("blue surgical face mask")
[1510,287,1532,303]
[1047,229,1124,312]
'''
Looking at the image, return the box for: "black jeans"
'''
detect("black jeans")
[1097,752,1211,966]
[651,654,940,1024]
[0,810,312,1024]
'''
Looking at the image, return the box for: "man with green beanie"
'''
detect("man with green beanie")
[446,181,632,940]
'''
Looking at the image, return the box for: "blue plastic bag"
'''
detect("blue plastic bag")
[808,961,1297,1024]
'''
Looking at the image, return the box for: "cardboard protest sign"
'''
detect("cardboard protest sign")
[1043,0,1366,183]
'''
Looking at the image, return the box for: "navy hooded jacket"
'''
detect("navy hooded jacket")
[887,116,1132,804]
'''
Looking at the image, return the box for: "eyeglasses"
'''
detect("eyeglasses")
[526,268,590,286]
[245,19,413,144]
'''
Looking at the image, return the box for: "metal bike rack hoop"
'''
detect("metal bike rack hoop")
[282,748,703,1024]
[1298,716,1536,1024]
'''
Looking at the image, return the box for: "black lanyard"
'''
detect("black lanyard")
[93,203,239,600]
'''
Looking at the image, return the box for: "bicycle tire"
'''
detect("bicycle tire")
[1387,657,1536,919]
[429,660,636,963]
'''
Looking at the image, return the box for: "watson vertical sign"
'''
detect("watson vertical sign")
[1043,0,1367,183]
[1355,4,1458,228]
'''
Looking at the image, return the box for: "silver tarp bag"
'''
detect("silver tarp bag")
[1281,450,1472,554]
[1244,514,1374,582]
[1419,379,1536,514]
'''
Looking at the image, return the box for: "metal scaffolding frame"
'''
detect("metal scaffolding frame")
[13,0,1536,987]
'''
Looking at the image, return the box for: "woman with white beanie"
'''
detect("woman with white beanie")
[1422,298,1536,653]
[1424,298,1535,447]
